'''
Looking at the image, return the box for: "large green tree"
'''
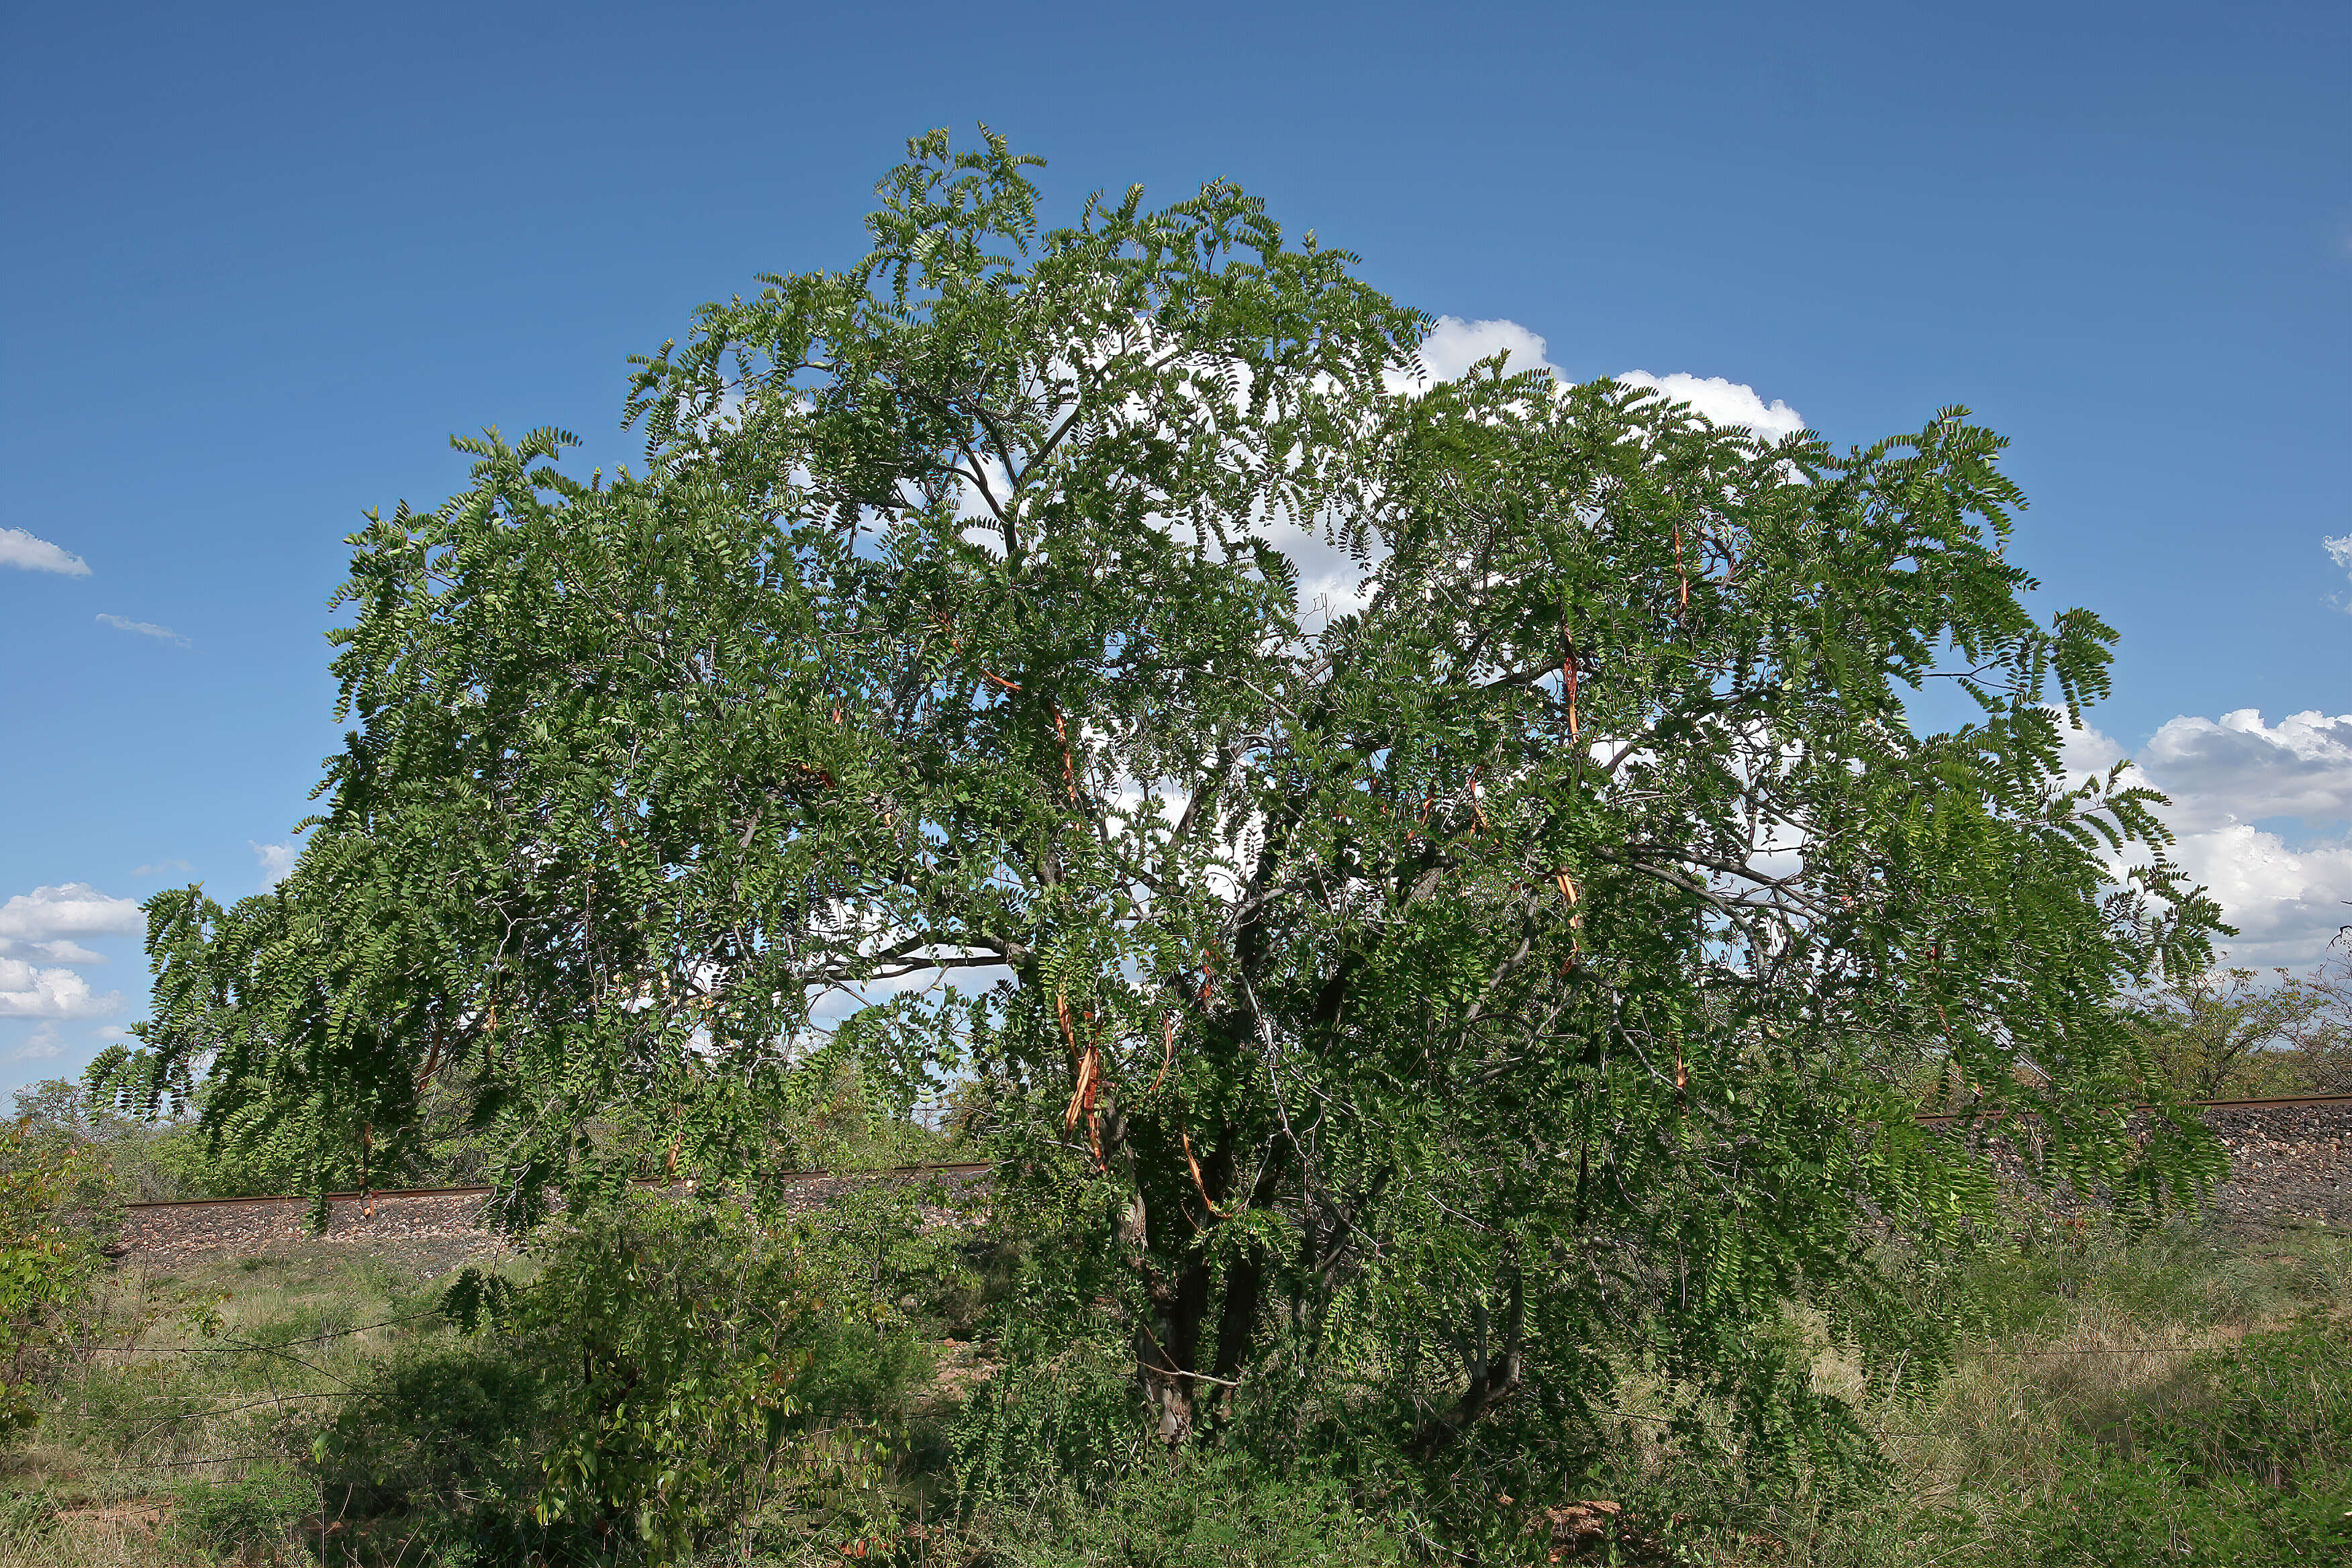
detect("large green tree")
[2126,966,2334,1099]
[110,130,2221,1470]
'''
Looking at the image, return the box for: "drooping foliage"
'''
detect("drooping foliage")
[105,129,2224,1489]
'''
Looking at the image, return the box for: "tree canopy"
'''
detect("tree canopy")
[2128,961,2350,1099]
[105,129,2225,1472]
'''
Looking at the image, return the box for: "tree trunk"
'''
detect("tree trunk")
[1150,1250,1213,1441]
[1210,1241,1267,1413]
[1407,1261,1524,1456]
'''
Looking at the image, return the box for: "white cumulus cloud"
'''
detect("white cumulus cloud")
[0,883,142,943]
[2168,826,2352,963]
[250,841,299,886]
[0,884,138,1024]
[96,614,190,647]
[1409,315,1561,383]
[2326,534,2352,610]
[0,957,120,1020]
[2060,711,2352,967]
[10,1024,66,1063]
[1395,320,1810,443]
[2139,710,2352,832]
[1614,371,1809,441]
[9,940,105,965]
[0,527,91,576]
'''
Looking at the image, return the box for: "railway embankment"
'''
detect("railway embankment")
[2203,1098,2352,1228]
[114,1163,991,1274]
[109,1102,2347,1273]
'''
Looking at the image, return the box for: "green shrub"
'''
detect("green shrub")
[950,1341,1144,1506]
[171,1464,313,1560]
[2012,1317,2352,1566]
[0,1123,101,1432]
[317,1192,934,1564]
[951,1448,1406,1567]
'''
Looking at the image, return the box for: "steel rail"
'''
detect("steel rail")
[116,1097,2352,1209]
[120,1161,994,1212]
[1914,1091,2352,1128]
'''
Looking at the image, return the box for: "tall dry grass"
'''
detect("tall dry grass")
[2,1242,509,1567]
[1722,1219,2352,1566]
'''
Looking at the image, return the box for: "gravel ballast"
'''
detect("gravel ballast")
[115,1167,991,1275]
[112,1111,2343,1273]
[2203,1101,2352,1229]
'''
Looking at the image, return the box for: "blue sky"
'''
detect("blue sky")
[3,0,2347,1094]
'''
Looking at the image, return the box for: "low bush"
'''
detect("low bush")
[317,1191,945,1565]
[0,1124,101,1434]
[2010,1316,2352,1566]
[946,1448,1406,1568]
[170,1463,314,1561]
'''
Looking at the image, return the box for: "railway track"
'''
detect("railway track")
[109,1098,2345,1267]
[1912,1091,2352,1128]
[117,1099,2352,1211]
[124,1100,2352,1222]
[113,1161,995,1273]
[119,1161,995,1213]
[1911,1093,2352,1231]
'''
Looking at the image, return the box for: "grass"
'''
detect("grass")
[0,1241,524,1567]
[3,1214,2347,1565]
[1714,1218,2352,1567]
